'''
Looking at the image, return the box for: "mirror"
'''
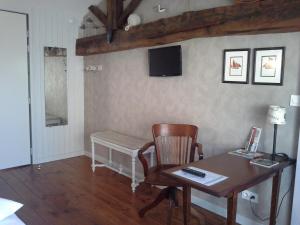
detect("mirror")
[44,47,68,127]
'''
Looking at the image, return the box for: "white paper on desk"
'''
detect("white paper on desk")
[173,166,228,186]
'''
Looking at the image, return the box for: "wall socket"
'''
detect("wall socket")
[290,95,300,107]
[85,65,103,72]
[241,190,258,203]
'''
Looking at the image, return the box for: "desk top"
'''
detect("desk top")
[91,130,149,150]
[164,153,295,197]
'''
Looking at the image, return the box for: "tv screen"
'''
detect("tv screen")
[148,45,182,77]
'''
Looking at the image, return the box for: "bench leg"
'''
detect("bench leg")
[109,148,112,165]
[131,157,136,192]
[91,141,95,172]
[150,151,154,167]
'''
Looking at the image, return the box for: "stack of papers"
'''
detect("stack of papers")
[172,167,228,186]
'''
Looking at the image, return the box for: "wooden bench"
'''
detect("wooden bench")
[90,130,154,192]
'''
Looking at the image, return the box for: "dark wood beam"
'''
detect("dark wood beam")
[115,0,124,29]
[107,0,114,30]
[106,0,124,42]
[117,0,142,28]
[235,0,262,3]
[88,5,108,27]
[107,0,124,29]
[77,0,300,56]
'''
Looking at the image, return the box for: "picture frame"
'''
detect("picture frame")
[222,48,250,84]
[252,47,285,85]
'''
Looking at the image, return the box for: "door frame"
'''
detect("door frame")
[0,9,32,164]
[291,129,300,224]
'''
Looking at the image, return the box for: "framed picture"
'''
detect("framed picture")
[222,48,250,84]
[252,47,285,85]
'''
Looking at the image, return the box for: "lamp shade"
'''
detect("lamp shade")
[267,105,287,125]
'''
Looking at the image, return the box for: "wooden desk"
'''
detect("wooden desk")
[90,130,154,192]
[164,153,295,225]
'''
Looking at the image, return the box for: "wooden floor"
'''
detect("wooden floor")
[0,156,233,225]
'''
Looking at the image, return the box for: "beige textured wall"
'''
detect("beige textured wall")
[83,1,300,224]
[84,32,300,224]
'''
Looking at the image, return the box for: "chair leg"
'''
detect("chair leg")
[167,195,175,225]
[173,190,179,208]
[139,187,171,217]
[169,187,179,207]
[167,187,178,225]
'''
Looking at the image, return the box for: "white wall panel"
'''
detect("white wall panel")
[29,9,85,163]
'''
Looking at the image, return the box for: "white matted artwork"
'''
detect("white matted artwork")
[222,49,250,84]
[253,47,285,85]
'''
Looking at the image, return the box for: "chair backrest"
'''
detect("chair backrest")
[152,124,198,166]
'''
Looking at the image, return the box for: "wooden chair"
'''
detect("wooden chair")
[138,124,203,225]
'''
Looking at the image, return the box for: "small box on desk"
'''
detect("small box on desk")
[228,149,264,159]
[250,153,290,168]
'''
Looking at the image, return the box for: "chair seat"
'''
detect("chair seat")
[144,164,182,187]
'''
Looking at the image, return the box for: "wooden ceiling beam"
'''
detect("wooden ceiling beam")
[107,0,114,30]
[107,0,124,29]
[88,5,108,27]
[235,0,294,3]
[107,0,124,42]
[115,0,124,29]
[78,0,300,55]
[235,0,263,3]
[117,0,142,28]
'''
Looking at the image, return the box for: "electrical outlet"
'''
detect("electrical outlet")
[97,65,103,71]
[241,190,258,203]
[85,65,103,72]
[290,95,300,107]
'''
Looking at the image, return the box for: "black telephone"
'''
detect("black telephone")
[276,153,289,160]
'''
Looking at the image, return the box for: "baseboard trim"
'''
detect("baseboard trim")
[36,151,85,164]
[85,151,260,225]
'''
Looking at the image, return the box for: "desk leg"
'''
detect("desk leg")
[270,171,282,225]
[227,192,238,225]
[91,141,95,172]
[183,185,191,225]
[131,157,136,192]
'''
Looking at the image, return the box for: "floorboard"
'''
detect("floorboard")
[0,156,238,225]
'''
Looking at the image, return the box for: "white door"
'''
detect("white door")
[0,10,31,169]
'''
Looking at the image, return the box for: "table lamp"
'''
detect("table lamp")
[267,105,286,161]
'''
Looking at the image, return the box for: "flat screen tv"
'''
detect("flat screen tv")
[148,45,182,77]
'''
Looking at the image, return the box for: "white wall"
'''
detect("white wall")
[0,0,99,15]
[0,0,99,163]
